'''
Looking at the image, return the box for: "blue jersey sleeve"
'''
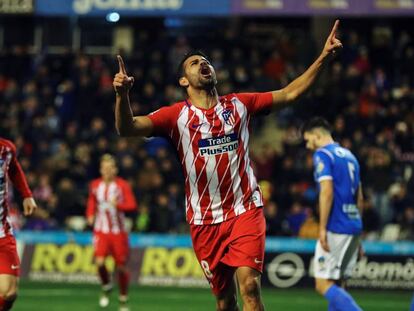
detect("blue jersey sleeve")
[313,151,333,183]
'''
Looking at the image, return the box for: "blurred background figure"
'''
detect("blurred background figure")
[0,137,37,311]
[86,154,137,311]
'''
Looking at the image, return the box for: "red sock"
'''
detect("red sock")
[118,270,129,296]
[98,265,110,286]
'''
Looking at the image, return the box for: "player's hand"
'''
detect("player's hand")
[322,20,343,58]
[23,197,37,216]
[87,216,95,227]
[319,228,330,252]
[113,55,134,95]
[111,198,118,207]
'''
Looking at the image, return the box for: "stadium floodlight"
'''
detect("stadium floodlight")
[106,12,120,23]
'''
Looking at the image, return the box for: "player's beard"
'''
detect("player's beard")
[199,74,217,91]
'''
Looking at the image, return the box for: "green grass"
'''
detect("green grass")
[14,281,412,311]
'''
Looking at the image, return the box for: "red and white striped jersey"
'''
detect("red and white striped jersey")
[0,138,32,238]
[86,177,137,234]
[148,92,273,225]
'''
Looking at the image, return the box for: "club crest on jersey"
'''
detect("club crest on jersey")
[222,109,235,126]
[317,161,324,173]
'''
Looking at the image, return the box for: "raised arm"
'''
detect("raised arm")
[113,55,153,137]
[271,20,343,107]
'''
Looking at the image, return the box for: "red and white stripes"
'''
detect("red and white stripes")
[157,94,264,225]
[0,145,12,238]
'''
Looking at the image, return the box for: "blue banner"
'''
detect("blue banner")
[15,231,414,256]
[35,0,230,16]
[32,0,414,16]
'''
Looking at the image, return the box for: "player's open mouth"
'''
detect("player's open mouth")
[200,66,212,78]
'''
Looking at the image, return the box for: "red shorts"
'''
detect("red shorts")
[0,235,20,276]
[93,232,129,266]
[191,207,266,296]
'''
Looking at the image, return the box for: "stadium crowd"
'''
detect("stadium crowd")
[0,19,413,240]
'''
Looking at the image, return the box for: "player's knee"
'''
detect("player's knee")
[239,277,260,301]
[315,279,330,295]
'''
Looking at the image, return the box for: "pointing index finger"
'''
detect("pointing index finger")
[329,19,340,40]
[117,55,127,74]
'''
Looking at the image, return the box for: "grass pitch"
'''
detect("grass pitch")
[15,281,411,311]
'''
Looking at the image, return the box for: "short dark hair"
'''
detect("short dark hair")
[177,50,210,81]
[301,117,332,135]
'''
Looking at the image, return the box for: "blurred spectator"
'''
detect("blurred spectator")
[54,178,84,226]
[399,207,414,240]
[361,194,381,240]
[286,201,307,236]
[264,201,286,236]
[365,148,393,225]
[136,204,150,232]
[298,208,319,239]
[390,182,413,222]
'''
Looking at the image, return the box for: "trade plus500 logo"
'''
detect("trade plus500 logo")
[198,133,238,157]
[73,0,184,14]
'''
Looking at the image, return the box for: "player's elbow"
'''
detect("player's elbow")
[116,128,127,137]
[116,125,134,137]
[279,87,299,103]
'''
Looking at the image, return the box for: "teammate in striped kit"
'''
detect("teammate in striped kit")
[113,20,342,311]
[0,138,37,311]
[86,154,137,311]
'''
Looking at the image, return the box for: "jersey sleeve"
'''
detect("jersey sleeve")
[313,151,333,183]
[235,92,273,115]
[147,105,178,137]
[7,141,32,198]
[116,179,137,212]
[86,181,97,218]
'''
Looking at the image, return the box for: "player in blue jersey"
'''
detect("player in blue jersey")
[302,117,363,311]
